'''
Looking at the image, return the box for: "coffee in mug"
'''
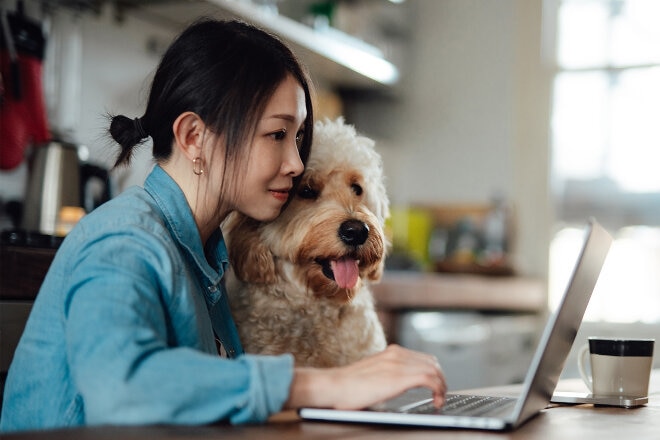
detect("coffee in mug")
[578,337,654,397]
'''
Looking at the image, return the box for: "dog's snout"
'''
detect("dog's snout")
[339,220,369,246]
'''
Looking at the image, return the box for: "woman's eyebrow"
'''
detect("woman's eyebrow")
[265,114,296,122]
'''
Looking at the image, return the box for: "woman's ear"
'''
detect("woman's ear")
[172,111,206,160]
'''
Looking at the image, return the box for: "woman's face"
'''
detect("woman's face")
[229,74,307,222]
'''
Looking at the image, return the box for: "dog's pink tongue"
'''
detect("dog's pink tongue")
[331,257,359,289]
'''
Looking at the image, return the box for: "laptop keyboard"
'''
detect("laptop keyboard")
[406,394,517,417]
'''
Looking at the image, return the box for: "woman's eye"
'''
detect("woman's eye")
[351,183,363,196]
[270,129,287,141]
[295,130,304,148]
[298,184,318,199]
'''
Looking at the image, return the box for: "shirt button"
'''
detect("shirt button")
[208,285,218,293]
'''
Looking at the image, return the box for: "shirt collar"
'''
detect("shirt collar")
[144,165,229,294]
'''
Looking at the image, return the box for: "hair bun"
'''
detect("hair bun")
[109,114,148,167]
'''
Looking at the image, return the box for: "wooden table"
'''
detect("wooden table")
[4,371,659,440]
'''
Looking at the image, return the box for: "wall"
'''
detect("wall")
[381,1,517,205]
[75,6,175,189]
[346,0,553,277]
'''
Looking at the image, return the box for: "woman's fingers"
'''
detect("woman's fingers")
[328,344,447,410]
[285,345,447,411]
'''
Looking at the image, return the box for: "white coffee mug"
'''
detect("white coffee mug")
[578,337,654,397]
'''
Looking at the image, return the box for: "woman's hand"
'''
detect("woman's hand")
[284,344,446,410]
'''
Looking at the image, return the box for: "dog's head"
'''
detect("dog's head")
[225,117,390,303]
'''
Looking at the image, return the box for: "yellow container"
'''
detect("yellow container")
[387,206,434,270]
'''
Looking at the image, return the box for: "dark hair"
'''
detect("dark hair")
[109,18,314,194]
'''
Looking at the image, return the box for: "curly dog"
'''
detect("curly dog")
[225,117,389,367]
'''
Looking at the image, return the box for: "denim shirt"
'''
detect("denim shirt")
[0,165,294,433]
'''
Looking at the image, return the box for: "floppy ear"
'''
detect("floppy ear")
[367,226,390,283]
[367,260,385,282]
[224,214,279,284]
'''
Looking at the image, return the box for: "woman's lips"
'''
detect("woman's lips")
[270,189,290,202]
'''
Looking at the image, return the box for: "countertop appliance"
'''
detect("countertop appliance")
[21,140,111,235]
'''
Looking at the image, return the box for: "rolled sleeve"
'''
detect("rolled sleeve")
[230,353,294,424]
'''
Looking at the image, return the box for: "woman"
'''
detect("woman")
[0,19,446,432]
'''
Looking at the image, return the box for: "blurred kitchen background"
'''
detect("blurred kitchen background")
[2,0,660,391]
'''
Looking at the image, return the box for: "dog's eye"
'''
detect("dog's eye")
[351,183,363,196]
[298,184,318,199]
[295,130,304,149]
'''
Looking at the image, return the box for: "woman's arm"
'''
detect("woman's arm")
[284,344,446,410]
[64,230,293,426]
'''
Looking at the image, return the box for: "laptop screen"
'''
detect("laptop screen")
[512,219,612,426]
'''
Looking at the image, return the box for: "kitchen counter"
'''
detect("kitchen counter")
[373,271,545,311]
[371,271,546,343]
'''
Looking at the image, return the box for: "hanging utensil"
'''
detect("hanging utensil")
[0,1,49,170]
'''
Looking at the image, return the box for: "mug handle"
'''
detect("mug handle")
[577,344,593,392]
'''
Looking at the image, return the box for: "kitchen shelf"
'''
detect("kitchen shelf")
[209,0,399,88]
[122,0,400,89]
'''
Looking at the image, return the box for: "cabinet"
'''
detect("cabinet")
[0,243,56,377]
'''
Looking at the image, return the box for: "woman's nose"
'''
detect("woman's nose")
[284,143,304,177]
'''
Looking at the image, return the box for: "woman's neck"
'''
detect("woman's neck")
[160,161,226,245]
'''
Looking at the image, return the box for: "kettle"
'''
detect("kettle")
[21,140,111,236]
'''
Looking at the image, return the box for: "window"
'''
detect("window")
[549,0,660,322]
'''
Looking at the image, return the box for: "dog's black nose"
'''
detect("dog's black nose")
[339,220,369,246]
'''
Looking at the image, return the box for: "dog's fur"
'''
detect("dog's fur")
[224,118,389,368]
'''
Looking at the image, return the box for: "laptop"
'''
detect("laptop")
[299,218,612,431]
